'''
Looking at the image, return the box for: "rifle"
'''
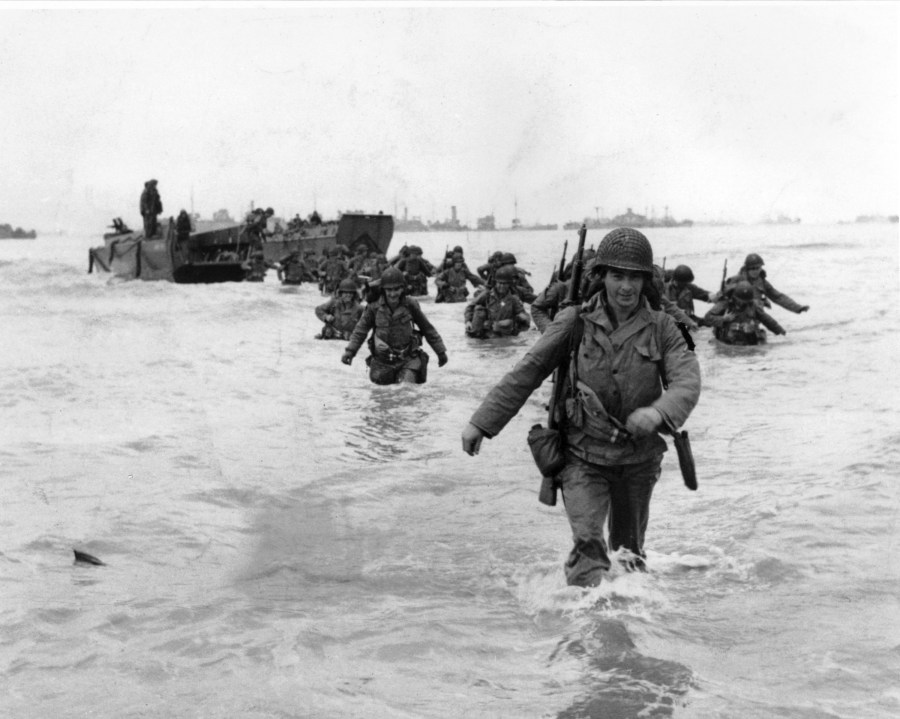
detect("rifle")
[720,259,728,294]
[545,240,568,292]
[534,224,587,506]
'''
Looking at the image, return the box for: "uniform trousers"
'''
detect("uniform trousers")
[559,452,662,587]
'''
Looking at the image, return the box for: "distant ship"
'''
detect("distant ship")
[0,223,37,239]
[564,207,693,230]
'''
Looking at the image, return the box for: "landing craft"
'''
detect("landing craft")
[88,212,394,284]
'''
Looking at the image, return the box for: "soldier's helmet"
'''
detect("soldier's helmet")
[744,253,764,268]
[338,278,358,294]
[380,267,406,289]
[594,227,654,274]
[490,251,504,262]
[731,281,755,303]
[495,265,518,284]
[500,252,517,266]
[673,264,694,283]
[453,245,464,254]
[265,207,274,216]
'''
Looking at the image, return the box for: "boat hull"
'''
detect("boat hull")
[89,213,394,283]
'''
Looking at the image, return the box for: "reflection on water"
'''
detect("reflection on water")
[345,385,436,462]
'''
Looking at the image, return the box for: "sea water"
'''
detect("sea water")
[1,223,898,718]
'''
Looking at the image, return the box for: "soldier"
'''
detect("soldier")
[665,264,717,327]
[139,179,162,238]
[277,251,313,285]
[435,254,484,303]
[341,267,448,384]
[461,227,701,587]
[175,209,192,244]
[726,253,810,314]
[477,251,504,284]
[241,250,276,282]
[704,281,785,345]
[397,245,434,296]
[318,246,349,295]
[496,252,536,303]
[315,278,364,340]
[532,256,695,333]
[245,207,274,249]
[464,265,531,338]
[348,245,369,275]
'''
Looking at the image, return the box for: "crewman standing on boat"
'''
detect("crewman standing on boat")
[140,179,162,238]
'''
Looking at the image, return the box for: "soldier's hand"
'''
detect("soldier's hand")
[625,407,663,439]
[341,351,354,365]
[438,352,448,367]
[325,314,335,323]
[722,312,736,322]
[465,322,473,333]
[461,423,485,456]
[799,305,810,313]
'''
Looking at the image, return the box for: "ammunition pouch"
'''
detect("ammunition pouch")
[565,380,632,444]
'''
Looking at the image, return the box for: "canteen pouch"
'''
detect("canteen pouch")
[672,429,698,490]
[527,424,566,477]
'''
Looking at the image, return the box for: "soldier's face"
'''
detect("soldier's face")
[603,269,644,315]
[495,281,511,296]
[384,286,403,304]
[747,266,762,279]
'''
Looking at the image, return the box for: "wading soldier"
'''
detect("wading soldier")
[726,253,810,314]
[464,265,531,338]
[435,254,484,303]
[461,228,701,587]
[704,280,785,345]
[315,279,364,340]
[342,268,448,384]
[665,264,717,327]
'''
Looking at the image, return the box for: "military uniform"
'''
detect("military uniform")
[462,227,701,587]
[344,293,447,384]
[315,294,364,340]
[725,254,808,314]
[435,263,484,303]
[139,180,162,238]
[464,284,531,338]
[704,283,786,344]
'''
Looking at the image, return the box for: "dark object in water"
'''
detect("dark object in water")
[73,549,105,566]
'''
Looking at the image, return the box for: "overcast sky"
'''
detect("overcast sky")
[1,2,897,231]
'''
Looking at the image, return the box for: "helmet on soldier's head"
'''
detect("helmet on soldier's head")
[594,227,654,274]
[732,281,755,303]
[500,252,517,266]
[453,245,463,254]
[338,278,358,294]
[744,253,764,269]
[490,251,504,262]
[673,264,694,283]
[380,267,406,289]
[265,207,274,216]
[495,265,518,284]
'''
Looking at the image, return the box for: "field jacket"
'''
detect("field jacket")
[345,296,446,359]
[469,293,701,465]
